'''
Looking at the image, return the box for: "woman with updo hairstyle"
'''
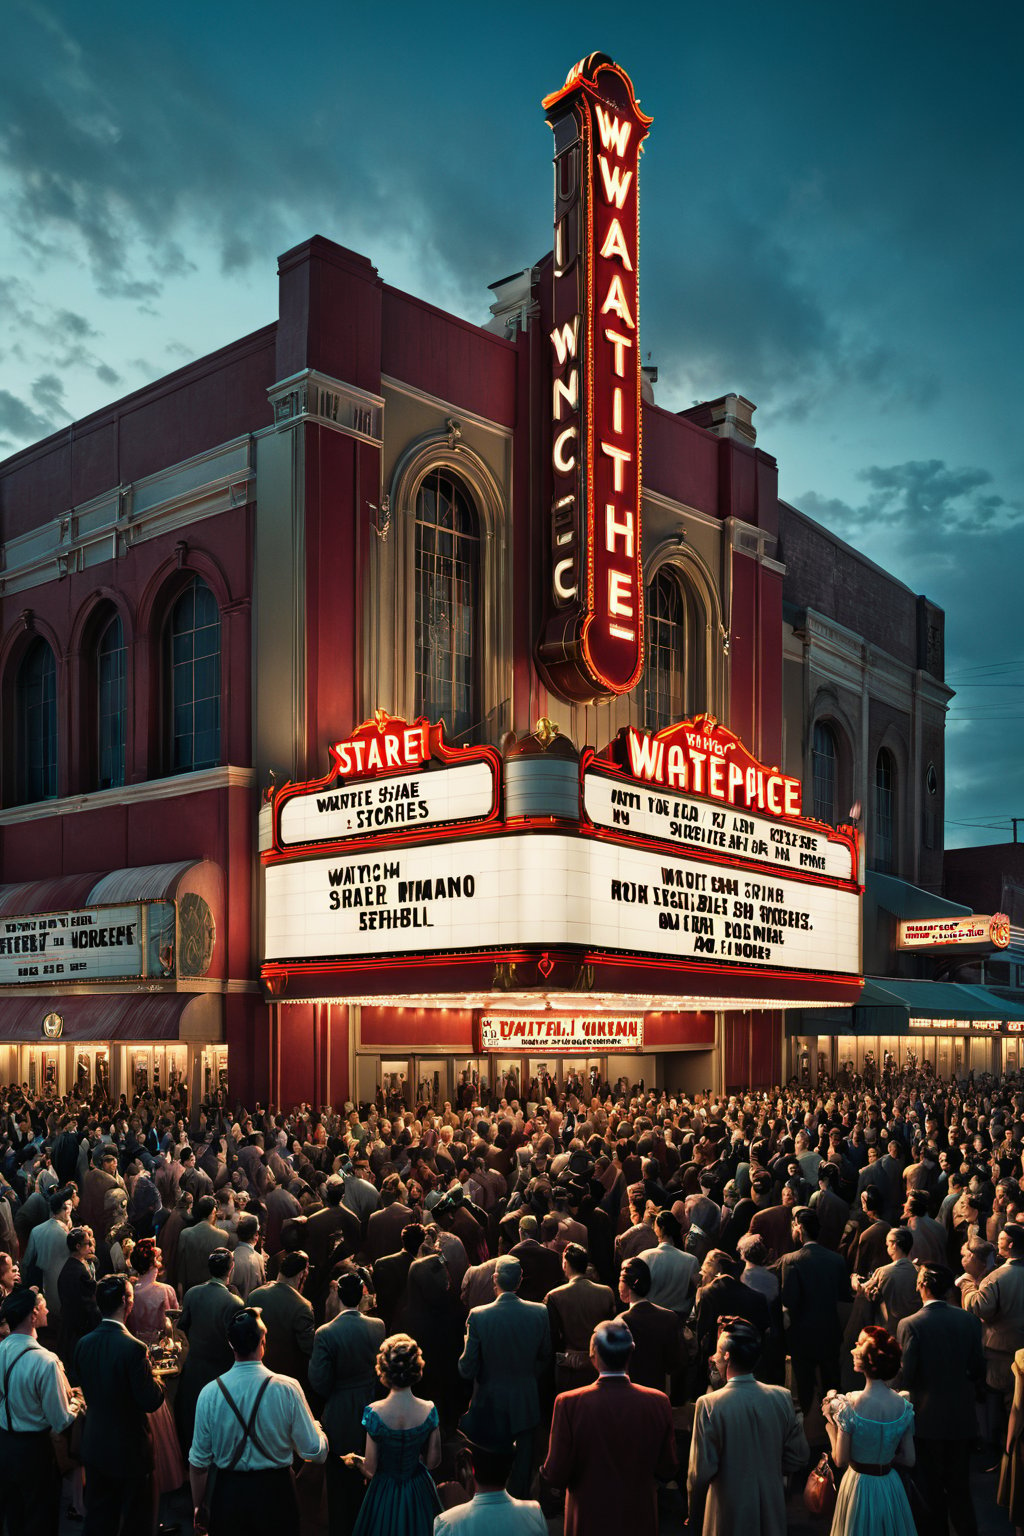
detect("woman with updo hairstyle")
[823,1325,916,1536]
[125,1237,186,1495]
[127,1238,176,1344]
[344,1333,442,1536]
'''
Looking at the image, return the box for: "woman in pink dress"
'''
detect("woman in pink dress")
[129,1239,186,1491]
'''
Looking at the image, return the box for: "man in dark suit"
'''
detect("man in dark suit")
[779,1205,851,1411]
[509,1215,562,1302]
[75,1273,165,1535]
[247,1249,316,1388]
[843,1186,891,1277]
[459,1255,551,1498]
[618,1256,683,1391]
[176,1194,233,1296]
[309,1268,385,1536]
[545,1244,616,1392]
[809,1164,850,1251]
[748,1183,800,1263]
[363,1175,414,1264]
[303,1176,360,1320]
[898,1263,985,1536]
[371,1222,422,1332]
[542,1318,675,1536]
[57,1225,100,1377]
[177,1246,243,1454]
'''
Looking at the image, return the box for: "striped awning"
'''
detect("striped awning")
[0,991,222,1042]
[788,978,1024,1035]
[0,862,200,919]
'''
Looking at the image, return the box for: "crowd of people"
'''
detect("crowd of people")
[0,1061,1020,1535]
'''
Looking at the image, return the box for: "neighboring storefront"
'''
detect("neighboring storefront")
[0,862,230,1101]
[261,711,862,1101]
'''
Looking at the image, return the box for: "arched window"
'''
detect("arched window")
[643,567,704,731]
[874,749,896,874]
[167,577,221,773]
[97,613,126,789]
[812,722,838,826]
[17,638,58,803]
[414,470,479,741]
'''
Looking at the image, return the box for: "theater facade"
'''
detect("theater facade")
[0,52,971,1107]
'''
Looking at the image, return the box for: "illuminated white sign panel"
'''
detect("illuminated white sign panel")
[0,904,151,985]
[264,833,859,975]
[481,1014,644,1051]
[897,914,1011,951]
[910,1017,1000,1033]
[278,762,497,848]
[583,768,854,882]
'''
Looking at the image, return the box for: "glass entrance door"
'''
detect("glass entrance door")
[495,1059,521,1102]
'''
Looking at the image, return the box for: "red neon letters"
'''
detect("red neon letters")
[537,53,651,703]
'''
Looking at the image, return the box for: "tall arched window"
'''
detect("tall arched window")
[167,577,221,773]
[643,567,704,731]
[17,638,58,803]
[874,749,896,874]
[812,722,838,825]
[97,613,126,789]
[414,470,479,741]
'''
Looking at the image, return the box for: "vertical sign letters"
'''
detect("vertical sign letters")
[537,53,651,703]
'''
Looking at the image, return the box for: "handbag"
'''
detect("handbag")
[803,1452,837,1519]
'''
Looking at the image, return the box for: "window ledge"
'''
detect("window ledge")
[0,765,257,826]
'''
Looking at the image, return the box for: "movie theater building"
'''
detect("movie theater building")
[0,53,954,1105]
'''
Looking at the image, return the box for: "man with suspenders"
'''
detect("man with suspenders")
[189,1305,328,1534]
[0,1285,82,1536]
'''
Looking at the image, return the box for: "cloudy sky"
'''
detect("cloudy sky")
[1,1,1020,847]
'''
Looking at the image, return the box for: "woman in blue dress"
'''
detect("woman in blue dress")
[345,1333,442,1536]
[822,1326,916,1536]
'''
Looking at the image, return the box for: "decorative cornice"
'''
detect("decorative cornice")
[725,517,784,573]
[268,370,384,445]
[0,437,255,598]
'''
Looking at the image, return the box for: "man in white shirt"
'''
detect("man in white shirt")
[230,1215,267,1301]
[434,1440,546,1535]
[0,1285,81,1536]
[190,1305,328,1535]
[644,1210,698,1316]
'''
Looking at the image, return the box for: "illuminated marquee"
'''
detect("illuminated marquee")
[263,832,860,978]
[537,53,651,703]
[271,712,502,853]
[606,715,805,818]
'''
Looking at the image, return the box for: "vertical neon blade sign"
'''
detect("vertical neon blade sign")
[538,54,652,703]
